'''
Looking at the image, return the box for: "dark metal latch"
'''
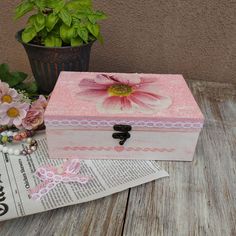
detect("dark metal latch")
[112,124,132,145]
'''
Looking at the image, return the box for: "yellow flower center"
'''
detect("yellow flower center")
[108,84,132,96]
[1,95,13,103]
[7,107,20,118]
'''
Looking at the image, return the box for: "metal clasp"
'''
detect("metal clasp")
[112,124,132,145]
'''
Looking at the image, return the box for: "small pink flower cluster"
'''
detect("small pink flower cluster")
[21,95,47,130]
[0,80,47,130]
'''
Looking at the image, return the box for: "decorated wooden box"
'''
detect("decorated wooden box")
[44,72,204,161]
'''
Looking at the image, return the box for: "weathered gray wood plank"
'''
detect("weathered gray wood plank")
[122,80,236,236]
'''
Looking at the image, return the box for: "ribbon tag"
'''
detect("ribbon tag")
[29,160,90,200]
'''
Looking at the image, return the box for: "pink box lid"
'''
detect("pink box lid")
[45,72,204,129]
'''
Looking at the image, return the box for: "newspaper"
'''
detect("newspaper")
[0,133,168,221]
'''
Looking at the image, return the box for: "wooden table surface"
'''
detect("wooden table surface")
[0,80,236,236]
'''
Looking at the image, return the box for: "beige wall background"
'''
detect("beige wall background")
[1,0,236,83]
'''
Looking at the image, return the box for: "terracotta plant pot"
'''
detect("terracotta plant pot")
[16,30,93,94]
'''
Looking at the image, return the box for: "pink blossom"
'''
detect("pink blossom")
[22,107,44,130]
[31,95,47,110]
[0,102,29,126]
[0,80,20,104]
[77,74,171,114]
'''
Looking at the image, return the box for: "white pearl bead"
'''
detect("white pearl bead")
[26,138,32,144]
[14,149,20,156]
[0,145,3,151]
[7,131,13,136]
[31,146,36,151]
[2,147,8,153]
[8,148,14,155]
[1,132,7,136]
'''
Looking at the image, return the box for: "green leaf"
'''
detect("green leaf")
[0,64,11,81]
[60,24,69,43]
[87,23,100,38]
[0,64,30,90]
[88,11,107,24]
[46,14,59,31]
[46,0,65,13]
[44,35,62,47]
[59,8,72,27]
[27,14,36,25]
[27,81,38,94]
[95,11,107,20]
[73,12,87,21]
[9,72,28,87]
[87,15,96,24]
[34,0,46,10]
[38,28,48,38]
[0,69,27,87]
[12,72,28,81]
[60,24,76,43]
[66,0,92,11]
[34,13,45,32]
[71,37,83,47]
[15,1,34,20]
[14,83,27,90]
[22,26,37,43]
[77,27,88,43]
[15,81,38,94]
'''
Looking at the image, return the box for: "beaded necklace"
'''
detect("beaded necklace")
[0,130,38,156]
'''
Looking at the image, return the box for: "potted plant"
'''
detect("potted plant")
[15,0,107,94]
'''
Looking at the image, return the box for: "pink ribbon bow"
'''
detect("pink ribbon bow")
[29,160,90,200]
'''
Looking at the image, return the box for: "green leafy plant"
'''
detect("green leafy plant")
[0,64,38,96]
[15,0,107,47]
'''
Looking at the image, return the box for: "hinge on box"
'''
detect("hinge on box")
[112,125,132,145]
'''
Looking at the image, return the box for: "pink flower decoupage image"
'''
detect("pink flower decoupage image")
[77,74,172,114]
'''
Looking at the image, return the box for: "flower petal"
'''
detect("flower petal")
[121,97,132,110]
[132,77,160,92]
[129,92,172,113]
[0,115,11,126]
[129,95,152,111]
[131,91,162,102]
[19,102,30,111]
[19,109,27,120]
[113,74,141,86]
[77,89,108,99]
[79,79,108,90]
[95,74,117,85]
[32,95,47,110]
[13,117,22,126]
[102,96,122,110]
[0,103,9,112]
[0,82,10,95]
[8,88,19,98]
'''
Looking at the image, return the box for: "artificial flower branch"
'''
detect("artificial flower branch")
[0,80,47,130]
